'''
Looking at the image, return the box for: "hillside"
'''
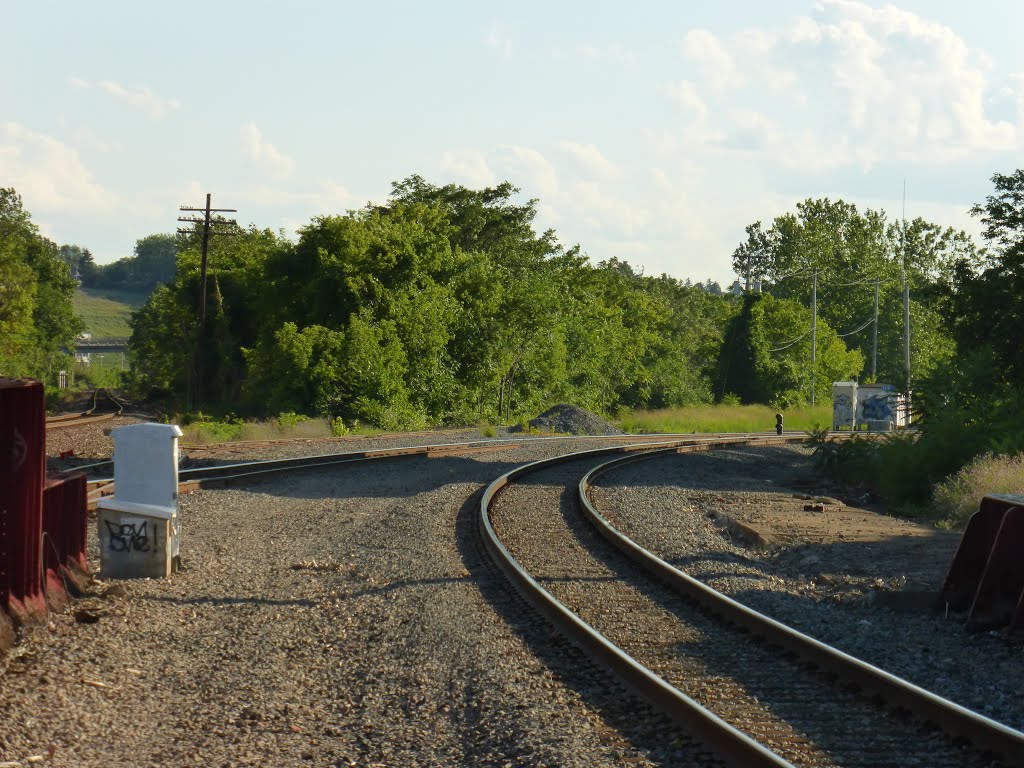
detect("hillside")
[72,287,150,340]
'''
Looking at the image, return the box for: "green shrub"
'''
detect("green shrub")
[810,431,880,482]
[276,412,309,430]
[182,418,243,444]
[480,423,496,438]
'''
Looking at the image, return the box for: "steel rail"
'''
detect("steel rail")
[45,388,100,423]
[87,432,793,489]
[85,438,547,508]
[82,433,773,509]
[479,435,808,768]
[46,388,124,430]
[578,445,1024,766]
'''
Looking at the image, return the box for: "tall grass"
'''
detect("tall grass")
[180,413,375,444]
[933,453,1024,529]
[618,404,833,434]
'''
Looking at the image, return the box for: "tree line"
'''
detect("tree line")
[0,189,82,379]
[3,171,1019,456]
[123,174,984,427]
[58,233,178,294]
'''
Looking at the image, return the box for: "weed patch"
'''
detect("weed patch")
[933,453,1024,529]
[619,404,832,434]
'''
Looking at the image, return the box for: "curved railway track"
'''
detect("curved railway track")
[480,437,1024,767]
[45,388,125,430]
[83,432,786,507]
[72,428,1023,764]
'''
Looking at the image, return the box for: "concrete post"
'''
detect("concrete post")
[97,423,184,579]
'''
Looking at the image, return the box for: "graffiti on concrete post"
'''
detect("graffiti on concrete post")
[832,394,854,430]
[104,519,151,552]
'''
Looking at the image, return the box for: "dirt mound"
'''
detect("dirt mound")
[509,404,623,436]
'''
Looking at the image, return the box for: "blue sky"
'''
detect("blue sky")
[2,1,1022,283]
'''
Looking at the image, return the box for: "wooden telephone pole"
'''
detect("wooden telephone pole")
[177,194,238,408]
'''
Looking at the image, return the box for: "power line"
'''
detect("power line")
[177,193,238,326]
[836,314,876,338]
[177,193,238,409]
[767,329,810,353]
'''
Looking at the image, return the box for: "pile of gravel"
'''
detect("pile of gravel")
[509,404,623,436]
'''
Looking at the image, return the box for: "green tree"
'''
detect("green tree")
[0,189,82,379]
[93,233,180,292]
[128,225,286,408]
[716,293,862,407]
[950,170,1024,385]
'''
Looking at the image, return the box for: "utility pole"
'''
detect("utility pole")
[177,194,238,408]
[871,278,879,380]
[810,268,817,407]
[901,181,911,397]
[178,194,238,325]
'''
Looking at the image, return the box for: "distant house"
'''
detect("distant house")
[728,279,744,295]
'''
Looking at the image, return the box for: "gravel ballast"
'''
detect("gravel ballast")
[589,445,1024,733]
[4,433,1020,766]
[4,436,675,768]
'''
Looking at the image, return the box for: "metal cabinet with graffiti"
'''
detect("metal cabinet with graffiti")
[832,381,911,431]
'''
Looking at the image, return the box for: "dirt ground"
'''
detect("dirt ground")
[698,467,964,605]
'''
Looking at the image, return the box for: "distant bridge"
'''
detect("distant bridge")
[67,339,129,354]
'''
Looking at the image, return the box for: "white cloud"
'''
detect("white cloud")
[568,180,649,236]
[793,1,1016,155]
[71,78,181,118]
[681,29,741,92]
[486,25,512,59]
[665,0,1020,173]
[557,141,618,179]
[1013,73,1024,124]
[176,181,205,209]
[0,122,110,213]
[494,144,559,198]
[241,123,296,179]
[663,80,708,122]
[238,179,358,215]
[439,149,496,189]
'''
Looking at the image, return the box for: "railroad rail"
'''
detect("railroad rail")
[480,436,1024,767]
[79,428,1016,763]
[83,432,788,509]
[45,388,124,430]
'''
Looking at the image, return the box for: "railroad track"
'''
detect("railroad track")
[480,436,1024,767]
[83,432,785,508]
[80,428,1020,763]
[45,388,125,430]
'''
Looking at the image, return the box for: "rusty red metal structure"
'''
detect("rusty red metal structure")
[938,494,1024,632]
[42,472,89,603]
[2,379,90,650]
[1,379,47,628]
